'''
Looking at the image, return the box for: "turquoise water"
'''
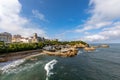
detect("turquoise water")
[0,44,120,80]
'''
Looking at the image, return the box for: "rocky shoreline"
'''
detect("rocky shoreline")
[42,48,78,57]
[0,47,79,62]
[0,46,79,62]
[0,44,109,62]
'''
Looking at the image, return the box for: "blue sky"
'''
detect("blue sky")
[0,0,120,43]
[19,0,89,37]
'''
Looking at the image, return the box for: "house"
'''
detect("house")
[0,32,12,43]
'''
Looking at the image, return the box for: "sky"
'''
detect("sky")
[0,0,120,43]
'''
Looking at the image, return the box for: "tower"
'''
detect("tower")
[32,33,38,43]
[33,33,38,39]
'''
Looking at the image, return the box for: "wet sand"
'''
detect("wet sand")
[0,49,42,62]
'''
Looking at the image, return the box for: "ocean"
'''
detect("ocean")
[0,44,120,80]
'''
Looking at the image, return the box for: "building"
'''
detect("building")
[11,33,49,43]
[0,32,12,43]
[31,33,39,43]
[12,34,22,43]
[51,39,59,41]
[30,33,46,43]
[20,38,30,43]
[12,34,30,43]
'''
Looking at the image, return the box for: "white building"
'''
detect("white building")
[12,33,48,43]
[20,38,30,43]
[0,32,12,43]
[12,34,30,43]
[12,34,22,43]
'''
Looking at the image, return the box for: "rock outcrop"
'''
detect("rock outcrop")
[99,44,109,48]
[74,43,89,48]
[42,47,78,57]
[84,47,96,52]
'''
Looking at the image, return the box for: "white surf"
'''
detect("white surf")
[0,59,25,74]
[44,59,58,80]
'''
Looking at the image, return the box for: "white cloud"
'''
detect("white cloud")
[0,0,47,37]
[81,22,120,42]
[75,21,112,32]
[32,10,47,22]
[75,0,120,42]
[89,0,120,20]
[75,0,120,32]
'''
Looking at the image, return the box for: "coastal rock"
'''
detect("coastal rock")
[42,47,78,57]
[99,44,109,48]
[84,47,96,52]
[91,46,100,48]
[74,43,89,48]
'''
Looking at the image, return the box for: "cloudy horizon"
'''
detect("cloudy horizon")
[0,0,120,43]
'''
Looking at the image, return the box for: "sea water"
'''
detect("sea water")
[0,43,120,80]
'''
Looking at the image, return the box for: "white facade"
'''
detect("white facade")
[20,38,30,43]
[0,32,12,43]
[12,34,22,43]
[11,33,48,43]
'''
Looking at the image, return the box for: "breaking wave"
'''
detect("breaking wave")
[77,50,83,55]
[44,59,58,80]
[0,59,25,74]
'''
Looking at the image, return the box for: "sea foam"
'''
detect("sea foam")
[77,50,83,55]
[44,59,58,80]
[0,59,25,74]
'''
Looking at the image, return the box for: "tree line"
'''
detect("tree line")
[0,40,88,54]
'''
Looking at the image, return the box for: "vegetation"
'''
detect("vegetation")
[0,40,88,54]
[0,42,45,54]
[0,41,4,47]
[43,40,88,46]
